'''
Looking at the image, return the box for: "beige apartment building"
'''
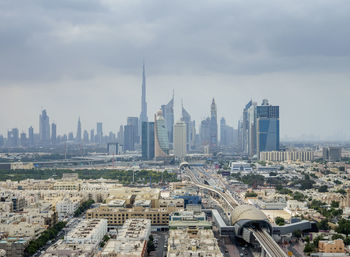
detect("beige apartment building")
[167,227,223,257]
[86,206,177,227]
[319,239,345,253]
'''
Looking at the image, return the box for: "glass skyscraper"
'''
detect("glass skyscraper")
[256,99,280,156]
[142,121,155,160]
[154,110,169,158]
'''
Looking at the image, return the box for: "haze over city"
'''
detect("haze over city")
[0,0,350,141]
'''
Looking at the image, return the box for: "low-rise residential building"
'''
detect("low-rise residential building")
[0,237,29,257]
[56,198,81,220]
[167,227,223,257]
[65,219,107,247]
[41,240,96,257]
[169,210,212,229]
[319,239,345,254]
[86,206,176,227]
[100,219,151,257]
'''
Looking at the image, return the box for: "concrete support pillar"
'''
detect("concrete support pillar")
[260,249,266,257]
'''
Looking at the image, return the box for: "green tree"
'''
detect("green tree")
[331,201,340,208]
[245,191,258,197]
[336,219,350,236]
[275,217,285,226]
[147,240,155,254]
[304,242,315,254]
[318,219,330,231]
[332,234,345,241]
[318,185,328,192]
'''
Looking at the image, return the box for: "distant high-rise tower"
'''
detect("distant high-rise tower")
[117,125,124,145]
[28,126,34,146]
[96,122,103,145]
[220,117,227,146]
[90,129,95,143]
[161,92,174,145]
[20,132,27,147]
[200,118,211,146]
[174,120,187,160]
[39,110,50,145]
[7,128,19,147]
[139,63,148,134]
[127,117,139,145]
[154,110,169,159]
[142,122,155,160]
[209,98,218,152]
[83,130,89,144]
[241,100,257,157]
[182,103,195,151]
[256,99,280,156]
[123,125,135,151]
[76,117,82,142]
[51,123,57,145]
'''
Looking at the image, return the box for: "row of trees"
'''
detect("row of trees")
[0,169,179,184]
[24,221,66,256]
[74,199,95,217]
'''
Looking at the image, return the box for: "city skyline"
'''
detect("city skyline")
[0,82,349,142]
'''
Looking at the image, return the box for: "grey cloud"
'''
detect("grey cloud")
[1,0,350,83]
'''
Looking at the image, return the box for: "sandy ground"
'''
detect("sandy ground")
[262,209,292,222]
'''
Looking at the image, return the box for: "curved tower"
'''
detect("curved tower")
[154,110,169,158]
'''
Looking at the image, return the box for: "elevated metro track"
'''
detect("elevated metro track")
[250,229,288,257]
[183,167,288,257]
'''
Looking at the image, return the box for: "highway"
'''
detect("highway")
[183,166,288,257]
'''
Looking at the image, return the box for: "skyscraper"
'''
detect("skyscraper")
[28,126,34,146]
[182,104,195,151]
[83,130,89,144]
[256,99,280,156]
[117,125,124,145]
[154,110,169,159]
[7,128,19,147]
[123,125,134,151]
[142,121,155,160]
[174,120,187,160]
[139,63,148,134]
[39,110,50,145]
[200,118,211,146]
[51,123,57,145]
[90,129,95,143]
[209,98,218,152]
[241,100,257,157]
[96,122,103,145]
[161,93,174,145]
[20,132,27,147]
[127,117,139,145]
[220,117,235,147]
[76,117,82,142]
[220,117,227,146]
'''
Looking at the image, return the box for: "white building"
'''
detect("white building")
[286,200,308,213]
[260,151,314,162]
[65,219,107,247]
[56,198,80,220]
[173,120,187,160]
[100,219,151,257]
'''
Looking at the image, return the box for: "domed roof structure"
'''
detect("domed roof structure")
[231,205,268,225]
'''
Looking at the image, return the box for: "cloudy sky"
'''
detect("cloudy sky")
[0,0,350,141]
